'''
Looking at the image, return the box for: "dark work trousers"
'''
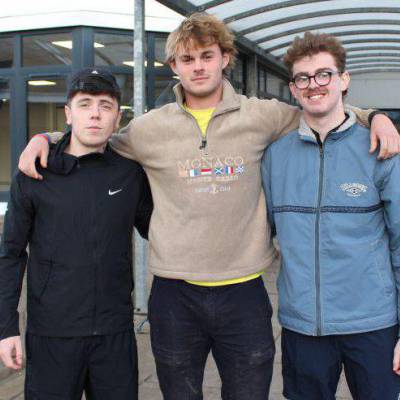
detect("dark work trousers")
[24,330,138,400]
[282,325,400,400]
[149,276,275,400]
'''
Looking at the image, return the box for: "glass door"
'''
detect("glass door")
[27,76,67,139]
[0,78,11,193]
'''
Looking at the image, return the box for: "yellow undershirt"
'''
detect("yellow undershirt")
[184,105,215,137]
[183,104,264,286]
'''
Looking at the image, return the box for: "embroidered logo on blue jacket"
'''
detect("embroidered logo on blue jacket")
[340,183,368,197]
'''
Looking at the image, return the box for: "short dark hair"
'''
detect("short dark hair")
[67,68,121,106]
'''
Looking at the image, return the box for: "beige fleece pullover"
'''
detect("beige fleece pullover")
[110,79,371,281]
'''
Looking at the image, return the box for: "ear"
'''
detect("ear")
[65,104,72,125]
[289,82,298,100]
[169,60,178,75]
[340,70,350,92]
[222,52,230,70]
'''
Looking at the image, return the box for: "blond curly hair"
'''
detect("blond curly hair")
[165,13,237,71]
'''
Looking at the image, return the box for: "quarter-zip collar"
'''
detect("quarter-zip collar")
[310,114,350,143]
[47,131,115,175]
[173,78,241,116]
[298,108,357,144]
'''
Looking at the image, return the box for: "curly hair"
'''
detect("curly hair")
[284,31,346,77]
[165,13,237,71]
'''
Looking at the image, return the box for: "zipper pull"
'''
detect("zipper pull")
[199,139,207,150]
[313,131,323,154]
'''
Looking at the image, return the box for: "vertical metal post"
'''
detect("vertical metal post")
[134,0,146,118]
[133,0,148,314]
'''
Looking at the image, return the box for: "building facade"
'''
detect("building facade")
[0,1,295,205]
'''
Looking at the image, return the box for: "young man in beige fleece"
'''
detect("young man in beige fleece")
[18,13,400,400]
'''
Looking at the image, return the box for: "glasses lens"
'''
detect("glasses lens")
[315,71,332,86]
[294,75,310,89]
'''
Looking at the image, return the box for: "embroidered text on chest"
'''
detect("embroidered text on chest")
[177,155,245,179]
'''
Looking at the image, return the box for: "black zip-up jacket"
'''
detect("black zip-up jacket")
[0,133,153,339]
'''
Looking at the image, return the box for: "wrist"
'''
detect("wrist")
[368,110,389,126]
[34,133,51,144]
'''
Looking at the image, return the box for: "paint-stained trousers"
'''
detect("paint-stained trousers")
[149,276,275,400]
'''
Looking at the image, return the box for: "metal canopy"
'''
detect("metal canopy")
[156,0,400,76]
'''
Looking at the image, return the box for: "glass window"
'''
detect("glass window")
[154,36,168,68]
[230,56,245,94]
[94,33,135,67]
[114,74,134,127]
[267,74,282,97]
[23,33,72,66]
[154,76,178,108]
[232,58,244,82]
[258,66,269,98]
[0,79,10,192]
[282,85,291,101]
[259,69,266,93]
[0,37,13,68]
[27,78,67,139]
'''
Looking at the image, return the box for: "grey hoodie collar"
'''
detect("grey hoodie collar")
[299,107,357,140]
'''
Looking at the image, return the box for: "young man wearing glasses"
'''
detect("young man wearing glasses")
[262,32,400,400]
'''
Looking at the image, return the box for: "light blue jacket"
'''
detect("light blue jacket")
[262,111,400,336]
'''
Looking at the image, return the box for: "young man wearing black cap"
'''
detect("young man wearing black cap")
[0,68,152,399]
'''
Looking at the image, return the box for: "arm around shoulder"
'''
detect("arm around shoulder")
[346,105,373,127]
[254,97,301,142]
[348,105,400,159]
[18,132,64,179]
[109,119,138,161]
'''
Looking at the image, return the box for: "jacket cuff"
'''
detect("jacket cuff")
[0,314,20,341]
[34,133,51,144]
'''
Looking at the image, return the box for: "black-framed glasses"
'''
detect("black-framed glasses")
[291,70,340,89]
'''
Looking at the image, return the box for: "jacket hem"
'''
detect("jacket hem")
[280,313,398,336]
[149,250,278,281]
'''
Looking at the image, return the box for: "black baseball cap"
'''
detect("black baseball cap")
[67,68,121,105]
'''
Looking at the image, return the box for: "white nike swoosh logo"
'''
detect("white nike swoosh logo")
[108,189,122,196]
